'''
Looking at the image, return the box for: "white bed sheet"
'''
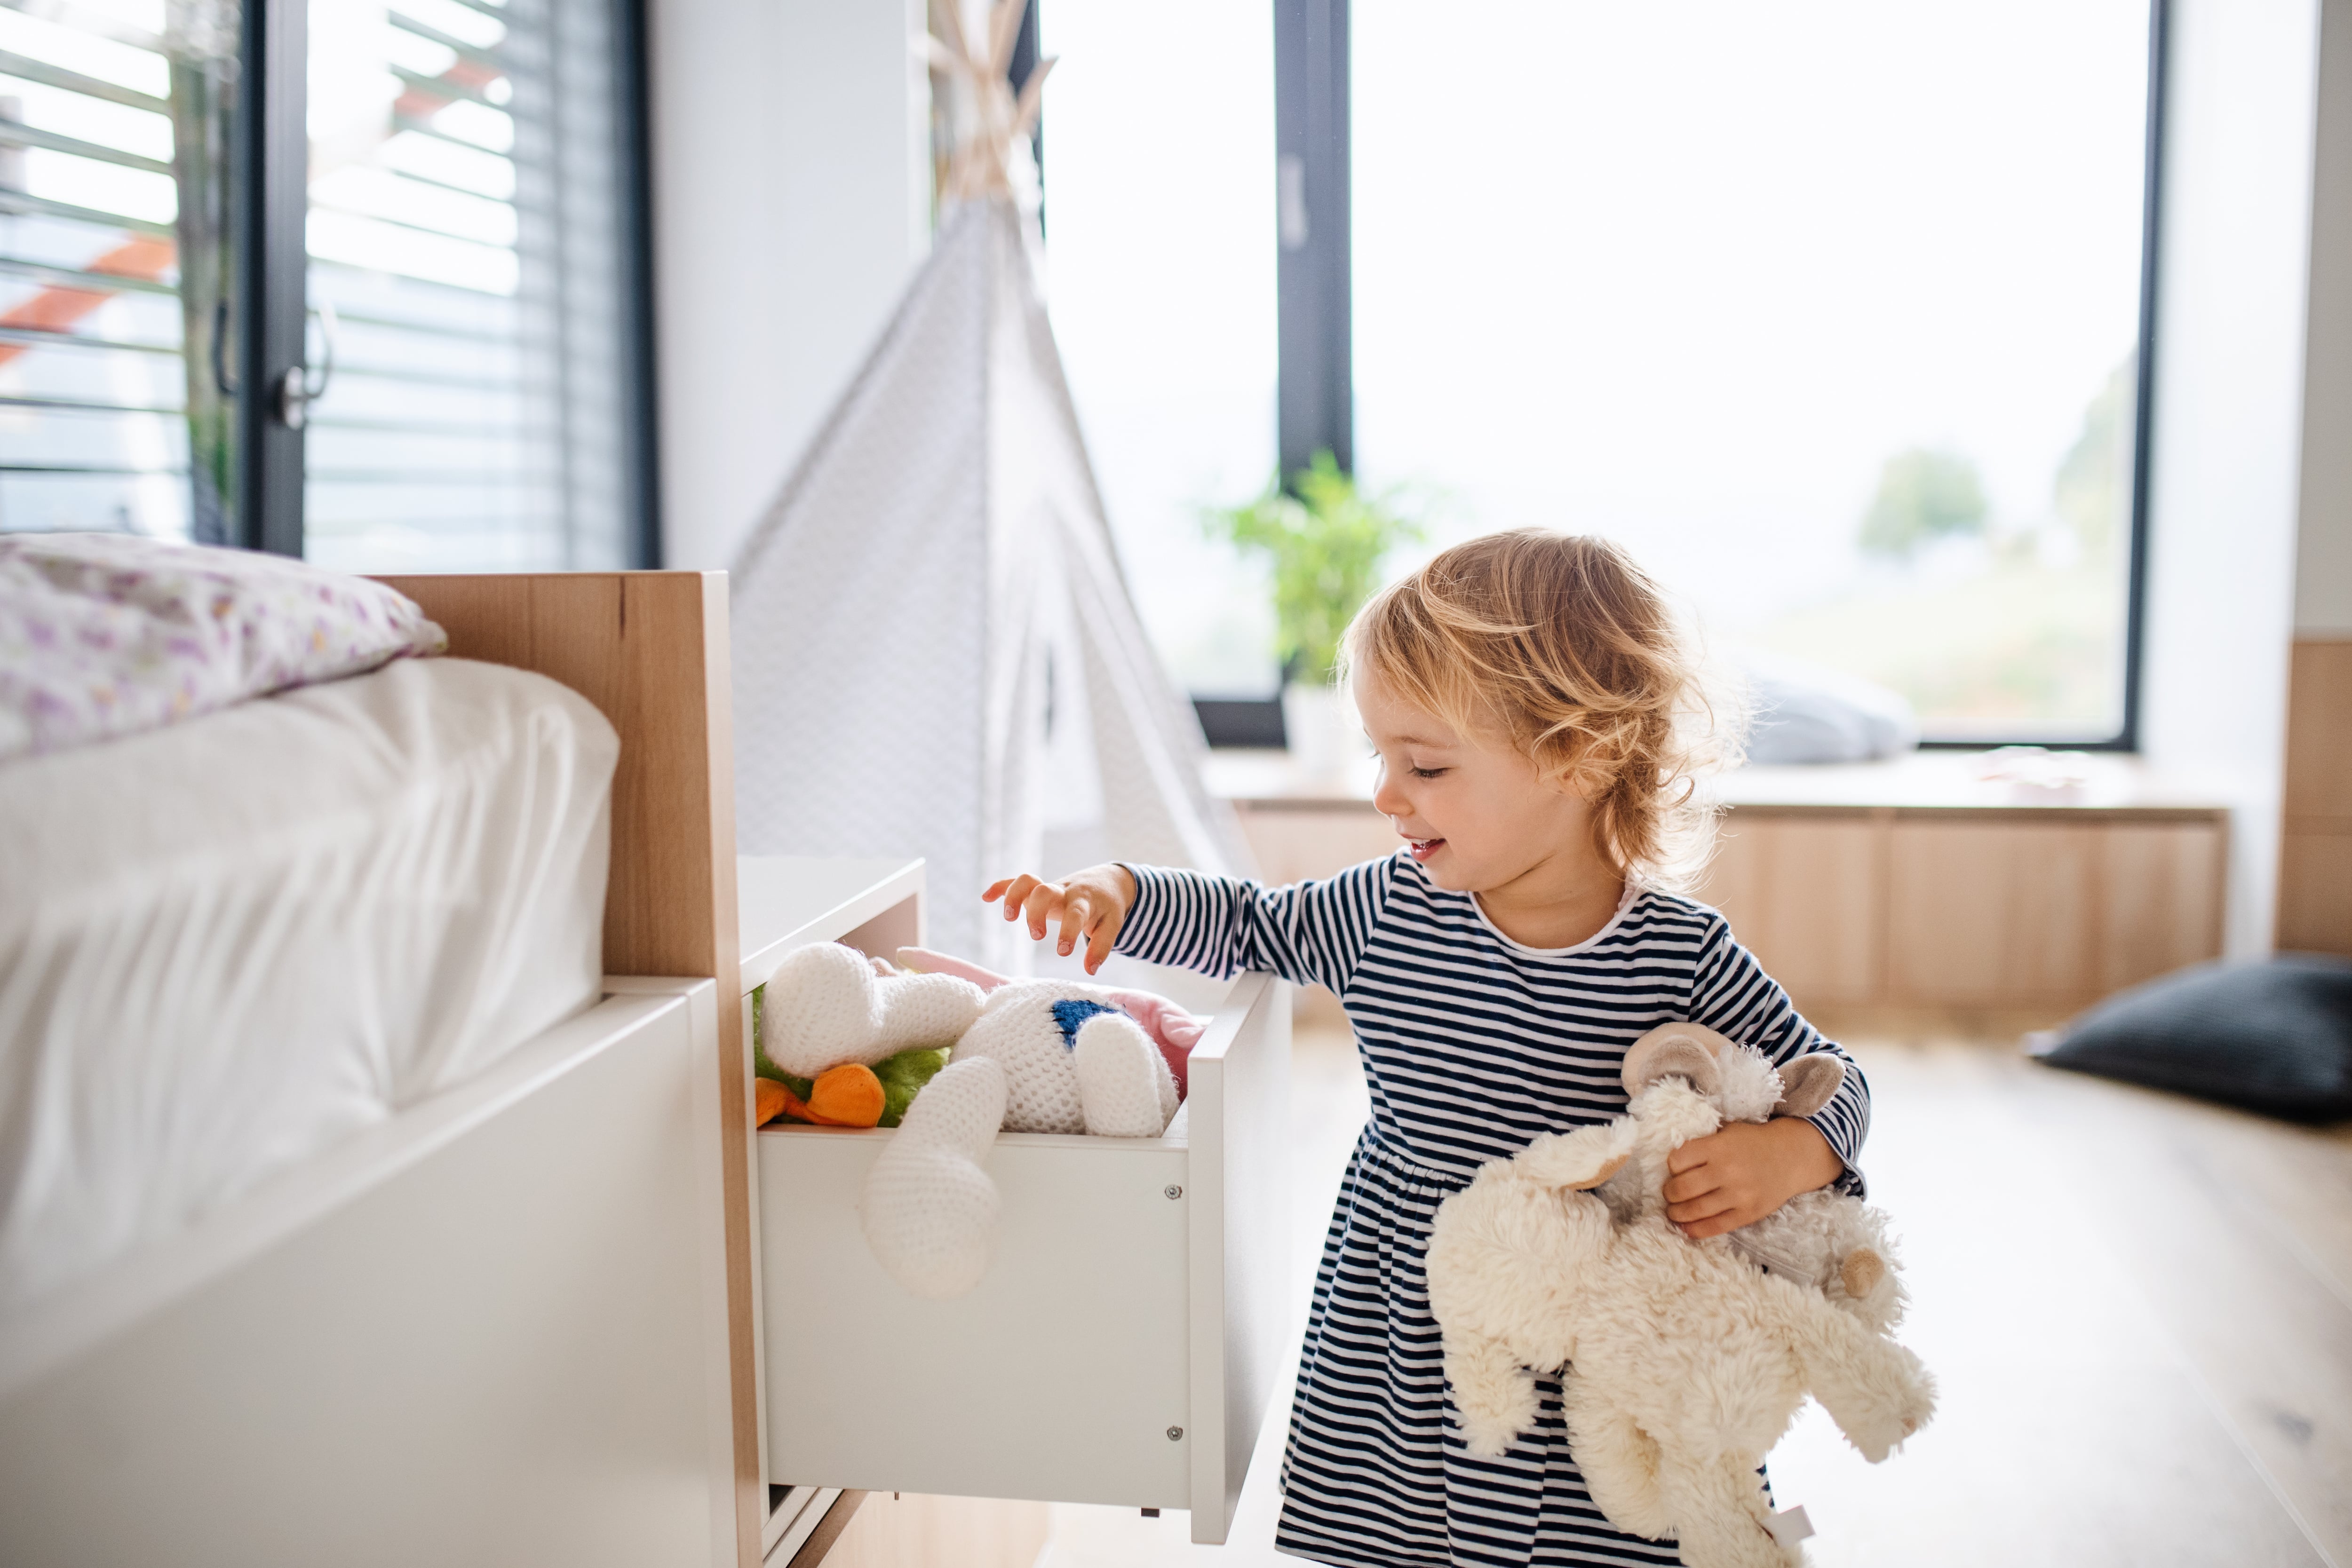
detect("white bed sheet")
[0,657,617,1309]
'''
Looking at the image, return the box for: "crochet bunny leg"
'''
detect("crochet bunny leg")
[1562,1374,1671,1540]
[1073,1012,1176,1137]
[1652,1441,1801,1568]
[1442,1327,1538,1459]
[861,1056,1008,1299]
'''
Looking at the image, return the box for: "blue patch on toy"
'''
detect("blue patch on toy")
[1049,998,1122,1050]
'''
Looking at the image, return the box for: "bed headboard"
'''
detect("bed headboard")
[373,572,740,987]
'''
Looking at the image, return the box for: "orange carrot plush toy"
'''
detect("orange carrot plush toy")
[753,1065,888,1129]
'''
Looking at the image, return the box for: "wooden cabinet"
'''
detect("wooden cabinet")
[2280,638,2352,955]
[1216,753,2230,1020]
[1690,815,1887,1006]
[1698,808,2225,1013]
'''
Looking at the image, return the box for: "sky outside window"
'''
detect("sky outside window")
[1352,0,2151,740]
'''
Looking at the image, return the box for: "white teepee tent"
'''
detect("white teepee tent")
[729,193,1246,970]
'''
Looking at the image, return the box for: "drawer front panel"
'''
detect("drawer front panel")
[760,1128,1192,1507]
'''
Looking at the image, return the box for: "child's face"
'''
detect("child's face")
[1355,672,1604,897]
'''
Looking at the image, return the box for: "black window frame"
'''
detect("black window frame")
[230,0,662,565]
[1275,0,2171,753]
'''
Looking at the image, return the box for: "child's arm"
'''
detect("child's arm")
[1666,915,1874,1238]
[983,858,1394,990]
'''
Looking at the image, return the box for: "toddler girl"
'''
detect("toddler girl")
[985,530,1868,1568]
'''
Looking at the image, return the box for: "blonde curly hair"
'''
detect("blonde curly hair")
[1339,529,1730,890]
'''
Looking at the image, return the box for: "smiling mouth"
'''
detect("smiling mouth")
[1407,838,1445,861]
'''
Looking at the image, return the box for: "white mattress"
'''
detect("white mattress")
[0,657,618,1309]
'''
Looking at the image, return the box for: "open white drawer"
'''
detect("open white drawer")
[737,857,1291,1548]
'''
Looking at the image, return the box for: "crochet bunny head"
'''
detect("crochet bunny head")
[759,941,985,1078]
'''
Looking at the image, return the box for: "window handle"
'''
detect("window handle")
[274,298,338,430]
[211,298,238,396]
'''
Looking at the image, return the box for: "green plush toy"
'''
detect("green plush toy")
[750,983,950,1127]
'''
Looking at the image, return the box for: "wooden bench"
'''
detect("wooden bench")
[1211,751,2228,1022]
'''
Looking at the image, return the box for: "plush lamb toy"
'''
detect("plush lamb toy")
[1426,1024,1935,1568]
[858,950,1193,1299]
[1597,1022,1906,1334]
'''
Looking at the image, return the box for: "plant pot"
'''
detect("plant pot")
[1281,682,1365,781]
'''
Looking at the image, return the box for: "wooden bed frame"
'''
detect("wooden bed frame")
[0,572,764,1568]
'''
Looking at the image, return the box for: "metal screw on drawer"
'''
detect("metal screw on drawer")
[1167,1426,1184,1441]
[1164,1184,1183,1200]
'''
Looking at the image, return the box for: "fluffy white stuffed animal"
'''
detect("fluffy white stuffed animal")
[1426,1025,1935,1568]
[860,966,1184,1299]
[1598,1023,1906,1335]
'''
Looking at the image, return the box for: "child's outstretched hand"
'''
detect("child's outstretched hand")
[982,863,1138,974]
[1661,1117,1845,1239]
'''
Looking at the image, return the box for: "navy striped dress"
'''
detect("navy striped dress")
[1114,852,1870,1568]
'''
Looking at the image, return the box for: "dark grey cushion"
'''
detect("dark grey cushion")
[2038,955,2352,1121]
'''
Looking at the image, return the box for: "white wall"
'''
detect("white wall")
[649,0,932,572]
[2139,0,2323,956]
[2299,0,2352,637]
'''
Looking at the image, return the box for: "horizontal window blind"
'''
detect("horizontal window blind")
[0,0,236,542]
[302,0,633,570]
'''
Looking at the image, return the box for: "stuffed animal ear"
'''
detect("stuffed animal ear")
[896,946,1011,992]
[1772,1053,1846,1119]
[1622,1022,1732,1099]
[1516,1121,1637,1192]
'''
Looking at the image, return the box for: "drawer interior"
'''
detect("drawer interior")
[751,968,1291,1546]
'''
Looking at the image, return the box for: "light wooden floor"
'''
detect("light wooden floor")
[1041,1020,2352,1568]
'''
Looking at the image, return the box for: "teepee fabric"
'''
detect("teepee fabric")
[730,199,1245,971]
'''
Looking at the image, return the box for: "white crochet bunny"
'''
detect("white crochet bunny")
[861,966,1183,1299]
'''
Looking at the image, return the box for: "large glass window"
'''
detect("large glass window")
[0,0,239,543]
[1353,0,2156,743]
[0,0,645,567]
[1036,0,1280,696]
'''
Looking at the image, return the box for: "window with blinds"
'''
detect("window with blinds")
[0,0,645,566]
[302,0,639,570]
[0,0,231,543]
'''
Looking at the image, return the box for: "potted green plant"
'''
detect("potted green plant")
[1205,452,1426,774]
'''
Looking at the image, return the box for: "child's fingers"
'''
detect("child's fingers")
[1021,883,1063,941]
[1056,892,1093,957]
[1660,1165,1721,1206]
[1664,1136,1714,1175]
[995,874,1042,920]
[1675,1209,1746,1241]
[1083,911,1120,974]
[982,877,1016,904]
[1666,1190,1737,1227]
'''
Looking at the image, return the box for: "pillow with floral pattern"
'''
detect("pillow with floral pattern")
[0,531,447,763]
